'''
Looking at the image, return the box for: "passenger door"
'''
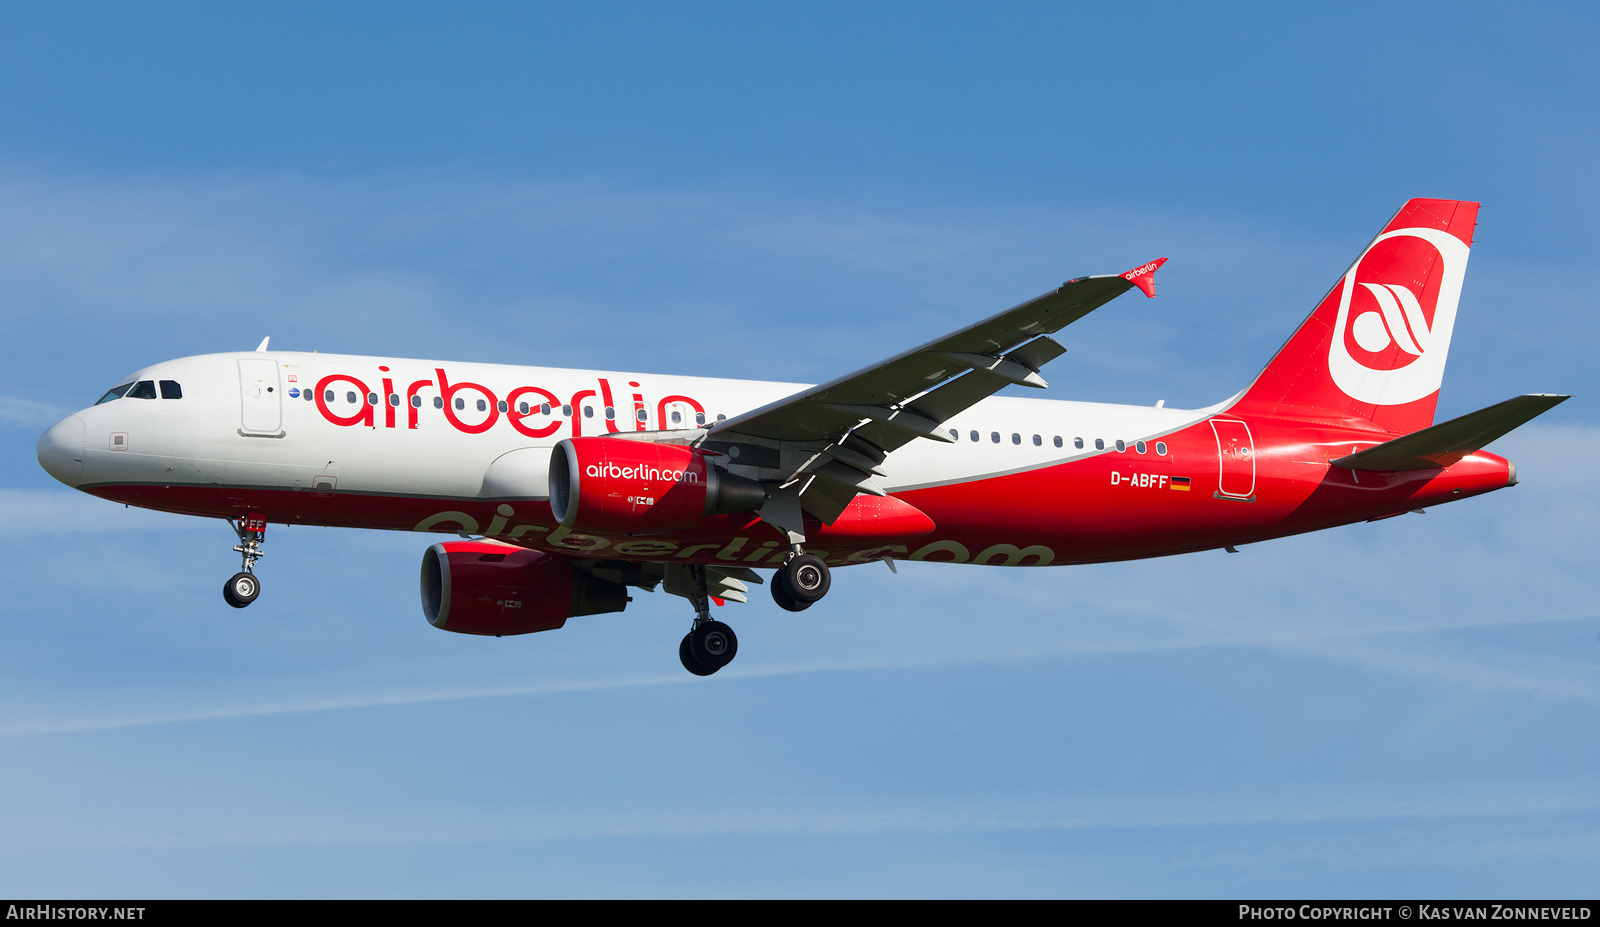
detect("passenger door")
[1210,418,1256,500]
[238,358,283,436]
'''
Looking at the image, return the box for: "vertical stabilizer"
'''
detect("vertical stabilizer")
[1232,199,1479,435]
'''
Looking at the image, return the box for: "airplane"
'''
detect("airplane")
[35,198,1568,676]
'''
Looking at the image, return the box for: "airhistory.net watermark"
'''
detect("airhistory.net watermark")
[5,907,144,921]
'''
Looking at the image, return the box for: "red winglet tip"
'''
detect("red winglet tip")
[1121,257,1167,298]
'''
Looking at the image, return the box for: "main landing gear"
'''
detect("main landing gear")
[770,551,830,613]
[224,513,267,608]
[671,549,832,675]
[680,620,738,677]
[677,564,741,676]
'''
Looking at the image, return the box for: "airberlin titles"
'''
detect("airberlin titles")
[307,366,707,439]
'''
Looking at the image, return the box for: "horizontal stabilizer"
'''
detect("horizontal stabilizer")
[1330,394,1569,471]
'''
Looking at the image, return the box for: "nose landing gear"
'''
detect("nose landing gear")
[224,513,267,608]
[224,571,260,608]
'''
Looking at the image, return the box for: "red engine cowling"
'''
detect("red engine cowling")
[420,540,627,636]
[549,437,767,534]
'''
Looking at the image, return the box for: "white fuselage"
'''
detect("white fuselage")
[42,351,1217,509]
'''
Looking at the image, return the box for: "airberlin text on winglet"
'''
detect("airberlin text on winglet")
[1120,257,1168,298]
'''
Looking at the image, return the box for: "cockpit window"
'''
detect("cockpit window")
[95,382,134,405]
[126,380,158,400]
[159,380,183,399]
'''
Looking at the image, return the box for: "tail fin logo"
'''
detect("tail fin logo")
[1328,227,1470,405]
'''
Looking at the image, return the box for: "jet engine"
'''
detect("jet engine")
[548,437,767,534]
[420,540,627,635]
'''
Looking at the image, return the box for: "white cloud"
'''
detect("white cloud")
[5,774,1598,850]
[0,396,68,428]
[0,489,202,536]
[0,165,1345,400]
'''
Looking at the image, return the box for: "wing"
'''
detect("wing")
[704,259,1166,527]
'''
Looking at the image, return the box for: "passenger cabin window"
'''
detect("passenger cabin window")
[346,391,358,404]
[1075,437,1084,449]
[990,432,1000,444]
[970,430,979,442]
[412,396,422,408]
[127,380,157,400]
[367,392,378,406]
[583,406,594,418]
[476,399,487,412]
[519,402,530,414]
[304,390,315,401]
[1094,438,1104,450]
[455,398,465,410]
[948,428,958,440]
[1032,434,1042,446]
[1115,439,1126,452]
[159,380,182,399]
[1156,441,1168,456]
[542,403,552,415]
[1135,441,1147,454]
[434,397,444,409]
[562,405,572,416]
[390,394,400,407]
[96,382,134,405]
[637,408,647,423]
[1011,433,1021,445]
[605,407,615,420]
[695,412,706,425]
[1053,436,1063,448]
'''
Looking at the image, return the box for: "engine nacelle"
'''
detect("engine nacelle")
[420,540,627,636]
[549,437,767,534]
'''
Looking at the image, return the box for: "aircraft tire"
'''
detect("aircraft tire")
[680,634,718,676]
[690,621,738,670]
[224,572,260,609]
[781,554,830,604]
[770,575,812,612]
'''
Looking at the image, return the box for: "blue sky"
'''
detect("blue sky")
[1,2,1598,898]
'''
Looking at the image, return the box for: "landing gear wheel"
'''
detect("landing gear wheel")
[779,553,831,604]
[223,572,260,608]
[680,633,718,676]
[690,620,739,670]
[770,575,812,612]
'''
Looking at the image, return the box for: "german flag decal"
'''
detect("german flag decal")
[1171,476,1192,491]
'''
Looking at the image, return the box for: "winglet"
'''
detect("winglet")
[1120,258,1167,298]
[255,336,271,352]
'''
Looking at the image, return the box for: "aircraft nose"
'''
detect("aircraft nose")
[36,414,86,487]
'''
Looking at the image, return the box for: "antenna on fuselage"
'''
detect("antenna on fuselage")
[255,336,271,352]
